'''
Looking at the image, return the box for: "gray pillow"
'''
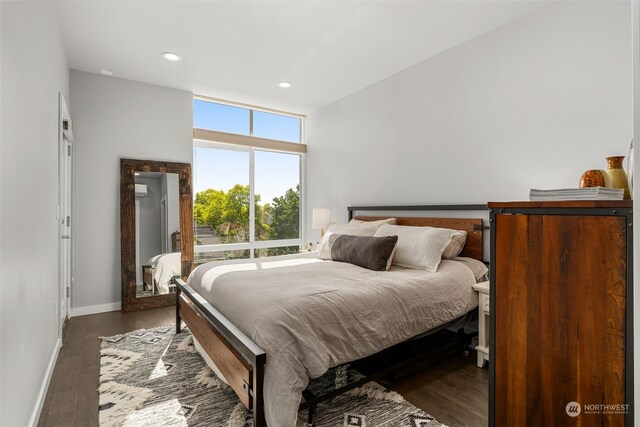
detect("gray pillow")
[330,235,398,271]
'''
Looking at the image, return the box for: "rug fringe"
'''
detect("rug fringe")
[195,366,229,389]
[176,334,196,353]
[225,402,250,427]
[99,381,153,427]
[344,383,405,404]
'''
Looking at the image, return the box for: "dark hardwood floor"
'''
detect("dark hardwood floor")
[390,354,489,426]
[37,307,488,427]
[37,306,175,427]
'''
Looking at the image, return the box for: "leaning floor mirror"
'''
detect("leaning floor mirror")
[120,158,193,312]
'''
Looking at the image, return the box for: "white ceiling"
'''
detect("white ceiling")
[56,1,544,114]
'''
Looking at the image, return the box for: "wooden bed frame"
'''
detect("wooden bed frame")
[176,204,487,426]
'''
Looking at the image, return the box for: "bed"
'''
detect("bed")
[146,252,181,294]
[176,205,488,427]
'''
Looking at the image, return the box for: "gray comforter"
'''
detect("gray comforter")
[188,255,478,426]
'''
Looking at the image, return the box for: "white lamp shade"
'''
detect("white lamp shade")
[312,208,331,230]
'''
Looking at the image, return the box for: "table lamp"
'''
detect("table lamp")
[312,208,331,238]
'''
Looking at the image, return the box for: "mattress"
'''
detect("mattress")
[187,253,480,427]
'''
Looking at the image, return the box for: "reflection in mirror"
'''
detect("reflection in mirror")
[120,158,192,312]
[134,172,181,298]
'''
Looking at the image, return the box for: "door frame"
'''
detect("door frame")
[58,93,73,338]
[160,194,168,253]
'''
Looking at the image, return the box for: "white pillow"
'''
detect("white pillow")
[373,224,455,272]
[348,218,397,228]
[326,223,379,236]
[317,224,377,260]
[317,231,336,260]
[442,230,467,259]
[349,219,465,258]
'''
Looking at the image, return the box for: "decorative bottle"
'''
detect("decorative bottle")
[606,156,630,200]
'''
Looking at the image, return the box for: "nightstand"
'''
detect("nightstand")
[472,280,489,368]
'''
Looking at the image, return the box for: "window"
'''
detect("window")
[193,98,305,263]
[193,99,250,135]
[193,97,302,143]
[254,150,300,256]
[253,111,301,142]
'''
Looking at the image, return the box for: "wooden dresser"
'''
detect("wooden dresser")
[488,201,633,427]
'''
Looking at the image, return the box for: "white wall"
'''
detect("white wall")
[0,0,4,419]
[305,1,632,238]
[0,1,4,420]
[161,172,181,243]
[136,177,163,266]
[70,70,192,312]
[0,2,69,426]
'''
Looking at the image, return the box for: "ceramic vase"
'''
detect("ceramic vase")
[606,156,631,200]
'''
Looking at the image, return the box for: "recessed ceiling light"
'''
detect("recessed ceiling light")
[161,52,182,62]
[277,81,292,88]
[100,68,114,76]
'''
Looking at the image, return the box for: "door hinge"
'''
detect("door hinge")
[66,287,70,298]
[63,120,69,131]
[67,215,71,227]
[67,144,71,156]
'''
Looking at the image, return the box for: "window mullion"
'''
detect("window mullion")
[249,148,256,259]
[249,109,254,136]
[300,154,305,243]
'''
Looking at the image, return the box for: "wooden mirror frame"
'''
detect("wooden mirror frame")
[120,158,193,312]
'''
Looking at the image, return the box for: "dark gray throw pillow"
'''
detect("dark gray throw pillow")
[330,234,398,271]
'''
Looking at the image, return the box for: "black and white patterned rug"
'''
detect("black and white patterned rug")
[99,325,446,426]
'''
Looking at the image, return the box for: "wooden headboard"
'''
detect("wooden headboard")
[352,215,484,261]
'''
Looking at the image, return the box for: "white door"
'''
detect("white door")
[58,94,73,338]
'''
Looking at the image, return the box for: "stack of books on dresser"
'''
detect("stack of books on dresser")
[529,187,624,201]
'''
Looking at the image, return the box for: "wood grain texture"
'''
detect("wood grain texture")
[353,215,483,261]
[179,295,253,408]
[488,201,632,209]
[120,158,194,312]
[494,214,627,426]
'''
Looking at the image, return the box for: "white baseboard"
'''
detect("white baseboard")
[29,338,61,427]
[70,302,121,317]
